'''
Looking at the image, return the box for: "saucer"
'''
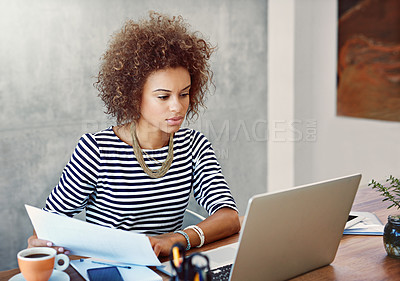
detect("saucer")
[9,270,70,281]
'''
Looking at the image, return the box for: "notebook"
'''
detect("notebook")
[160,173,361,281]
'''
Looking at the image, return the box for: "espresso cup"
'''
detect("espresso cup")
[17,247,69,281]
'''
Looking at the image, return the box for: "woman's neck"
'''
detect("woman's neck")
[134,122,170,150]
[113,122,171,150]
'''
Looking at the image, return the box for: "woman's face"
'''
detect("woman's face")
[137,66,191,136]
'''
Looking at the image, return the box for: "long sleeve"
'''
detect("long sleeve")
[44,133,100,217]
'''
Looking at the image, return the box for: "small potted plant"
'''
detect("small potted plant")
[369,175,400,258]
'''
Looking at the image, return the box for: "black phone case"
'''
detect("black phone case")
[87,266,124,281]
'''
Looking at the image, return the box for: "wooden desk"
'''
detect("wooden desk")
[1,187,399,280]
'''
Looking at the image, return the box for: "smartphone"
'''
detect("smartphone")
[87,266,124,281]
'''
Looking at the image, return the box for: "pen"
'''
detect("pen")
[79,258,132,269]
[172,246,181,268]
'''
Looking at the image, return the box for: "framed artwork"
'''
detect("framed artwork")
[337,0,400,122]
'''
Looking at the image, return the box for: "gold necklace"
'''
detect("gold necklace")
[142,150,163,165]
[130,122,174,178]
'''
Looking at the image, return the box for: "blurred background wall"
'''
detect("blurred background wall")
[268,0,400,192]
[0,0,268,270]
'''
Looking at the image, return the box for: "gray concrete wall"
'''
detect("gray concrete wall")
[0,0,268,270]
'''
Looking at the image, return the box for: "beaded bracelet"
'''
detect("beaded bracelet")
[174,230,191,251]
[184,225,205,248]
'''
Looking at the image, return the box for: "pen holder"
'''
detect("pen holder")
[170,243,211,281]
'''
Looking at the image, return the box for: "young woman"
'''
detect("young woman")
[28,11,240,257]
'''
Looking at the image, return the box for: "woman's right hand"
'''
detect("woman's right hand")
[27,230,70,255]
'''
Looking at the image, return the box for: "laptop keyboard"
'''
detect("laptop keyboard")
[211,264,233,281]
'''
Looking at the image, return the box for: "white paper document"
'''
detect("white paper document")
[25,205,161,266]
[343,211,384,235]
[70,258,162,281]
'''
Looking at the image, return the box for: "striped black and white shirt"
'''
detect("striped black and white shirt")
[44,127,237,235]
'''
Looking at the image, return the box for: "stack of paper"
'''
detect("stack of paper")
[343,211,385,235]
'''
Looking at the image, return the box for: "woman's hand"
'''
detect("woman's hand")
[148,232,186,257]
[148,208,240,257]
[27,230,70,255]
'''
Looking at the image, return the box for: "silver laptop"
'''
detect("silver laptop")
[200,173,361,281]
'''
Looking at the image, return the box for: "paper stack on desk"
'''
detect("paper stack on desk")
[343,211,384,235]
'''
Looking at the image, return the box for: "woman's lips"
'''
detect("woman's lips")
[166,116,184,126]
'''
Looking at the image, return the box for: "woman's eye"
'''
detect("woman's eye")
[181,93,190,97]
[158,95,169,100]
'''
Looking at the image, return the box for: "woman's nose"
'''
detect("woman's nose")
[169,97,184,112]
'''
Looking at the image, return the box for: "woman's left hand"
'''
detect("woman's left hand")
[148,232,186,257]
[148,208,240,257]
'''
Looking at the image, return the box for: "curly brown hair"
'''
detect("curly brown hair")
[94,11,216,125]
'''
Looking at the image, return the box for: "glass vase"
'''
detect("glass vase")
[383,215,400,258]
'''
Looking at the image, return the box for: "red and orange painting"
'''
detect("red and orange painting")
[337,0,400,122]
